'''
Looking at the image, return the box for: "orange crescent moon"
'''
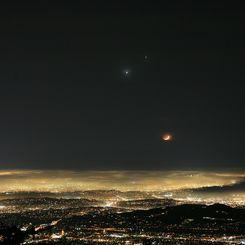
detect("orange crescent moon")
[162,133,173,141]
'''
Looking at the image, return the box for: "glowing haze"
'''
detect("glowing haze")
[0,170,244,193]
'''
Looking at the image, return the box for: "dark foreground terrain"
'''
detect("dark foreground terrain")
[1,201,245,244]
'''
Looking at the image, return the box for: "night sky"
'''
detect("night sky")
[0,1,244,170]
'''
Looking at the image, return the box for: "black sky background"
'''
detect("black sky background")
[0,1,244,170]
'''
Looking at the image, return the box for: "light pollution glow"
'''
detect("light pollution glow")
[0,170,244,193]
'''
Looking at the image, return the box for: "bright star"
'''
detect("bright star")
[123,70,130,77]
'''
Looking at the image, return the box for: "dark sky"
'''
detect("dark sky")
[0,1,244,170]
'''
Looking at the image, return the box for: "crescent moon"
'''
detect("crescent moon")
[162,133,173,141]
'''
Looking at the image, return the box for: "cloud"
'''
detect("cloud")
[0,170,244,193]
[191,179,245,193]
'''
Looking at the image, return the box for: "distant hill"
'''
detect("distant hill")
[121,203,245,224]
[61,203,245,235]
